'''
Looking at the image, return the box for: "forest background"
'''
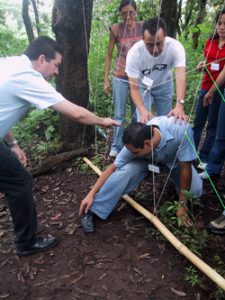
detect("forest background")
[0,1,225,298]
[0,0,224,160]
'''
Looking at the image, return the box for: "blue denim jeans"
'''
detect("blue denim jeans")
[137,79,174,121]
[91,159,202,220]
[206,99,225,175]
[111,77,136,152]
[193,88,221,162]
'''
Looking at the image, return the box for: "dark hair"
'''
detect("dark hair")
[122,122,156,148]
[24,36,63,61]
[119,0,137,12]
[210,8,225,40]
[142,17,167,36]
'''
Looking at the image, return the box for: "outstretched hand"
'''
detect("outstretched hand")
[101,118,121,127]
[79,195,94,215]
[176,207,192,226]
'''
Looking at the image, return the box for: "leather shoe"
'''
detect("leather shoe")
[16,236,58,256]
[81,211,95,234]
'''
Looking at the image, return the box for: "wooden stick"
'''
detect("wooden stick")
[83,157,225,291]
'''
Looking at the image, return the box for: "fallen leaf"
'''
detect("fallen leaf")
[51,212,62,221]
[170,287,187,297]
[0,292,10,299]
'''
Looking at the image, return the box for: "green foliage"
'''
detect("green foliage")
[185,266,201,287]
[0,25,27,56]
[13,109,61,162]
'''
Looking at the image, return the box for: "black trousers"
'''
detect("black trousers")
[0,142,37,249]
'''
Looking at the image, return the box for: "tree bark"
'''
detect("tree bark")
[52,0,94,151]
[22,0,35,42]
[31,0,40,35]
[160,0,177,37]
[192,0,208,49]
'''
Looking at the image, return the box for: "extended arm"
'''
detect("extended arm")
[129,77,153,123]
[168,66,188,122]
[104,30,116,95]
[52,99,119,127]
[79,163,117,214]
[203,64,225,106]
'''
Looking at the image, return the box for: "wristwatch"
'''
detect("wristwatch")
[8,140,18,147]
[179,200,187,208]
[177,98,185,105]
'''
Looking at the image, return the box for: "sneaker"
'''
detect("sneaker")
[197,162,207,170]
[199,171,208,180]
[109,150,118,158]
[199,171,220,180]
[81,211,95,234]
[207,214,225,235]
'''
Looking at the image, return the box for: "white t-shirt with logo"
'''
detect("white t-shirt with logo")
[125,37,186,88]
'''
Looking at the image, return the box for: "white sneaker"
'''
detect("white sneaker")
[197,162,207,170]
[199,171,208,180]
[109,150,118,158]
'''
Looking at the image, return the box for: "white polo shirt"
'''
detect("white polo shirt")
[0,54,65,138]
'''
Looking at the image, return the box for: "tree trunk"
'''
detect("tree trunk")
[31,0,40,35]
[52,0,94,151]
[160,0,177,37]
[192,0,208,49]
[22,0,35,42]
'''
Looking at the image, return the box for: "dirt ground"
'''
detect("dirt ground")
[0,154,225,300]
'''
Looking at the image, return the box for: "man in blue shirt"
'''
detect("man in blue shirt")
[79,116,203,233]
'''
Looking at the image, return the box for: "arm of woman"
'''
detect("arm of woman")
[103,30,116,95]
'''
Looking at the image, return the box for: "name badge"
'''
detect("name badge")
[142,76,153,89]
[211,63,220,71]
[148,164,160,173]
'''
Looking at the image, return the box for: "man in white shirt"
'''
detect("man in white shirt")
[0,36,119,256]
[125,17,188,123]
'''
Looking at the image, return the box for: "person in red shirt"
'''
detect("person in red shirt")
[193,8,225,170]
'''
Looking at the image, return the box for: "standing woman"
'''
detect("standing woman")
[104,0,142,157]
[193,8,225,170]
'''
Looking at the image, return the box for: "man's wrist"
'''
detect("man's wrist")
[176,98,185,105]
[178,200,188,208]
[7,140,18,147]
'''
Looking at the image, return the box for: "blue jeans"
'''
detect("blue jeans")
[137,79,174,121]
[91,159,202,220]
[206,99,225,175]
[193,88,221,162]
[111,77,136,152]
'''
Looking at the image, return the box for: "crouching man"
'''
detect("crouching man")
[79,116,203,233]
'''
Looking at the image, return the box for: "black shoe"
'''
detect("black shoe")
[81,211,95,234]
[207,214,225,235]
[16,236,58,256]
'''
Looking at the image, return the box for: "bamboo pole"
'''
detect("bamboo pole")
[83,157,225,291]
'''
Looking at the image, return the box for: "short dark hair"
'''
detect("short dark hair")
[24,36,63,61]
[119,0,137,12]
[142,17,167,36]
[122,122,156,148]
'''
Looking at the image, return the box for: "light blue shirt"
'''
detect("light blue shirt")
[115,116,196,169]
[0,55,65,138]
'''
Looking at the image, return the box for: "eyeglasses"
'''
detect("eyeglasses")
[120,10,136,18]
